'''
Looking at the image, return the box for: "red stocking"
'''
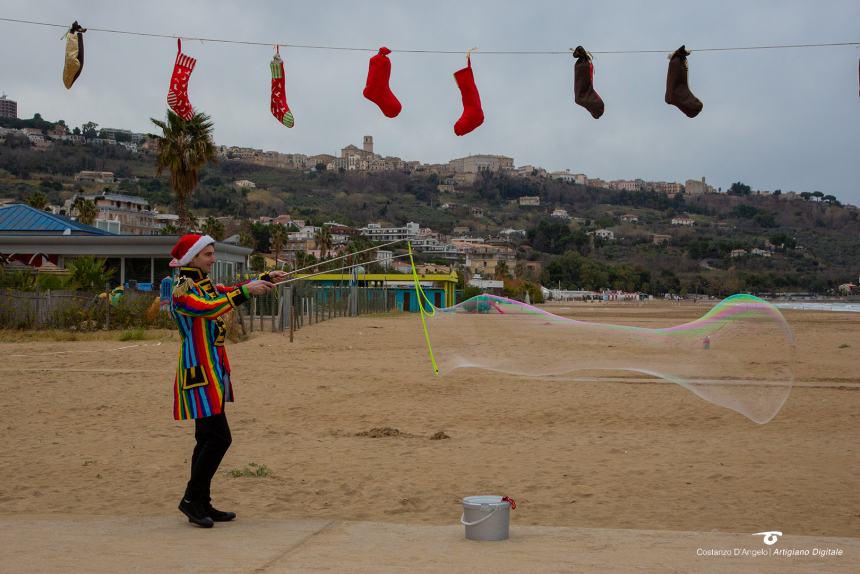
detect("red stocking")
[363,47,401,118]
[167,39,196,120]
[454,55,484,136]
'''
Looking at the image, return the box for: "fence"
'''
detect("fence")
[0,280,400,335]
[0,288,171,330]
[241,283,399,341]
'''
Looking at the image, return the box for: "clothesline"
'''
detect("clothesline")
[1,16,858,55]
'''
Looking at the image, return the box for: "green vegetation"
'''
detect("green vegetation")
[228,462,271,478]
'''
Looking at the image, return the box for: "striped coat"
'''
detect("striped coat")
[170,267,257,420]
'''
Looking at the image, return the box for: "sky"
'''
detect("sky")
[1,1,858,204]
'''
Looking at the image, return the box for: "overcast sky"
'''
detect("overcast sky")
[1,1,858,204]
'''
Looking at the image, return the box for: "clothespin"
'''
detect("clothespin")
[466,46,478,64]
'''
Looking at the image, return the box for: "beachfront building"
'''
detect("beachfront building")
[295,270,458,311]
[0,204,250,287]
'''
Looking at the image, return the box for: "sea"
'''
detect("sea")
[771,301,860,313]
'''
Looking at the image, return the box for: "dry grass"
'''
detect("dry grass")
[0,328,177,343]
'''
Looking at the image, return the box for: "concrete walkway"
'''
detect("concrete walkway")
[1,515,857,573]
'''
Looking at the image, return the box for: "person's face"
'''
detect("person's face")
[189,245,216,273]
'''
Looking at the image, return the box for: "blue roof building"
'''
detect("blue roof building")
[0,203,111,236]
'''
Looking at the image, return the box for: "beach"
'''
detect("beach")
[0,300,857,542]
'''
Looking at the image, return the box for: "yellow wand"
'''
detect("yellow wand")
[408,241,439,375]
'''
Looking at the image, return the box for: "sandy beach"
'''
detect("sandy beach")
[0,301,858,541]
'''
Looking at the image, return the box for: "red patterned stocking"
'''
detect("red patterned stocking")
[167,39,196,120]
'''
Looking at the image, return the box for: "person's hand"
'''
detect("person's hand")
[245,279,274,296]
[267,270,288,283]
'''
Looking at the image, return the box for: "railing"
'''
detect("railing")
[0,288,171,330]
[239,283,398,341]
[0,281,399,335]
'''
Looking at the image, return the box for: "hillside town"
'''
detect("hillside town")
[1,94,857,299]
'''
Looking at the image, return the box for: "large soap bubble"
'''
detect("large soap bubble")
[420,293,795,424]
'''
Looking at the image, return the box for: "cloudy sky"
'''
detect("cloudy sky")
[1,1,858,203]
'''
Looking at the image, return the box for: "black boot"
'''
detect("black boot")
[179,498,214,528]
[206,504,236,522]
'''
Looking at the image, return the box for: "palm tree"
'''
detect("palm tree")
[269,223,287,269]
[201,216,225,240]
[26,191,49,210]
[315,226,332,259]
[73,198,99,225]
[238,220,256,249]
[149,110,216,231]
[66,256,114,292]
[494,260,510,279]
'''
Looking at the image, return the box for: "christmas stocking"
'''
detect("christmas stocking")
[363,47,401,118]
[270,50,295,127]
[62,21,86,89]
[167,39,196,120]
[572,46,604,119]
[453,55,484,136]
[665,45,703,118]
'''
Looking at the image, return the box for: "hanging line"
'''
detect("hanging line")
[1,17,858,54]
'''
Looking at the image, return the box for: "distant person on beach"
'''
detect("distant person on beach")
[166,233,285,528]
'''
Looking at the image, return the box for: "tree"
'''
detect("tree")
[269,223,287,268]
[81,121,99,139]
[25,191,48,210]
[812,191,824,202]
[66,256,114,292]
[727,182,751,196]
[150,110,217,231]
[238,221,256,249]
[73,198,99,225]
[160,222,178,235]
[250,253,266,273]
[494,260,510,279]
[201,216,225,240]
[799,192,813,201]
[315,226,332,259]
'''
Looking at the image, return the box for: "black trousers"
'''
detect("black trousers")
[184,411,232,504]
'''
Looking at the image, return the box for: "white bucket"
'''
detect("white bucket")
[461,495,515,541]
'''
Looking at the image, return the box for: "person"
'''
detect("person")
[167,233,286,528]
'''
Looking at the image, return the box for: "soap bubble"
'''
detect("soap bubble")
[422,294,795,424]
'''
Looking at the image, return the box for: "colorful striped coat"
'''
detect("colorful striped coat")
[170,267,259,420]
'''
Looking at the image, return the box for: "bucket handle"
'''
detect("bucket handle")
[460,506,497,527]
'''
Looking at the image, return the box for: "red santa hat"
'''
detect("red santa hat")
[169,233,216,268]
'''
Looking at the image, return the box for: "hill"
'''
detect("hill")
[1,134,858,296]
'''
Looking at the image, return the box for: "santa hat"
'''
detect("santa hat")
[169,233,216,268]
